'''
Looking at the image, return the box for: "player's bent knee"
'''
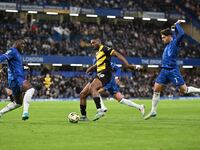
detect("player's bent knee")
[90,84,99,91]
[154,88,161,93]
[179,84,187,94]
[23,81,33,91]
[90,86,96,93]
[180,88,187,94]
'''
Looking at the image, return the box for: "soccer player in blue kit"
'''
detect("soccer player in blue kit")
[144,20,200,120]
[0,39,35,120]
[102,63,145,117]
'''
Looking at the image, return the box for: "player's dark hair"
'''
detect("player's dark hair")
[160,28,172,36]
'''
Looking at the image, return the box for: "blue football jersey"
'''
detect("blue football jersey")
[161,23,184,69]
[110,63,121,77]
[0,47,25,82]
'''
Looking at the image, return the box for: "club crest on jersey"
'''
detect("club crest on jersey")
[97,73,105,78]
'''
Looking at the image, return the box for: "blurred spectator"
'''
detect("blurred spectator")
[0,67,199,99]
[0,15,199,58]
[182,0,200,21]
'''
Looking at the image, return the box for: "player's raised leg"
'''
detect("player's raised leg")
[0,102,21,118]
[179,84,200,94]
[114,92,145,116]
[0,94,23,118]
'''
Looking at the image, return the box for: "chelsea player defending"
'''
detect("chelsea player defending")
[101,63,145,117]
[0,39,35,120]
[144,20,200,120]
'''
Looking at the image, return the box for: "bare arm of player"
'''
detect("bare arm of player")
[111,50,136,70]
[98,88,105,93]
[86,64,97,74]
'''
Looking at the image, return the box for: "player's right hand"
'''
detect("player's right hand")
[126,64,143,70]
[135,65,143,70]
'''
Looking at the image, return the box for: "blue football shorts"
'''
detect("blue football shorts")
[104,75,120,96]
[155,68,185,87]
[8,77,25,96]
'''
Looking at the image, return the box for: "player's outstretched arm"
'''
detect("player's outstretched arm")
[112,51,136,70]
[174,20,184,44]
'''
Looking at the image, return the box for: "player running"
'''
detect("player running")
[0,39,35,120]
[144,20,200,120]
[87,37,138,121]
[79,58,108,121]
[80,62,145,121]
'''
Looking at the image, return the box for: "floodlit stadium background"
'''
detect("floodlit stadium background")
[0,0,199,100]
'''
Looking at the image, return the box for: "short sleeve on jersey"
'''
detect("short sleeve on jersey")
[4,49,15,60]
[102,46,114,56]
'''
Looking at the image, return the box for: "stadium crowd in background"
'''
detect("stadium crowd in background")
[0,68,199,99]
[0,17,199,58]
[0,0,199,101]
[182,0,200,21]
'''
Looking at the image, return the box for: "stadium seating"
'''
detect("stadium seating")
[0,16,199,58]
[0,0,199,99]
[0,68,199,99]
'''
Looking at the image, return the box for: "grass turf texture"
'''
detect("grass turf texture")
[0,99,200,150]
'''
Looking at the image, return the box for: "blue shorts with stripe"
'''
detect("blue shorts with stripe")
[8,77,24,96]
[155,68,185,87]
[104,76,120,96]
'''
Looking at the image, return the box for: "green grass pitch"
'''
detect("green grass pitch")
[0,99,200,150]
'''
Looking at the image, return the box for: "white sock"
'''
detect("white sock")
[0,102,21,115]
[99,94,107,110]
[151,92,160,113]
[23,88,35,114]
[187,86,200,93]
[119,98,141,109]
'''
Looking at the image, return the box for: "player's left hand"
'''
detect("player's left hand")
[175,20,183,25]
